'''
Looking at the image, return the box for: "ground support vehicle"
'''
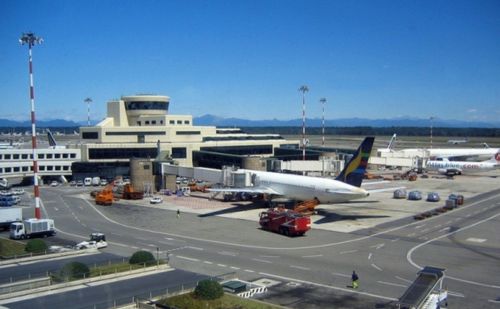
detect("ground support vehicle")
[259,208,311,236]
[10,218,55,239]
[96,182,114,206]
[76,233,107,249]
[122,184,143,199]
[0,207,22,230]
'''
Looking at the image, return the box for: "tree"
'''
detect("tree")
[129,250,156,266]
[59,262,90,281]
[25,239,47,253]
[194,279,224,300]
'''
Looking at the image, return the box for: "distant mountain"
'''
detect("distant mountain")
[194,114,500,128]
[0,119,80,127]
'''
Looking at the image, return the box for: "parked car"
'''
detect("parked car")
[150,196,163,204]
[408,191,422,200]
[393,189,407,199]
[427,192,440,202]
[69,180,76,186]
[76,180,84,187]
[75,240,108,250]
[100,179,108,186]
[50,181,59,187]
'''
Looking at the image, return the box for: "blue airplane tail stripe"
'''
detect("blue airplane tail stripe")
[335,137,375,187]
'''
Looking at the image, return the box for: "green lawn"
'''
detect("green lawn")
[0,237,26,257]
[158,292,283,309]
[89,261,164,277]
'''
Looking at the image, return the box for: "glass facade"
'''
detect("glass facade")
[125,101,169,111]
[82,132,98,139]
[88,147,157,159]
[200,145,273,155]
[172,147,187,158]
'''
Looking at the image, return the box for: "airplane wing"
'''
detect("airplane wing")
[366,186,407,194]
[207,186,283,196]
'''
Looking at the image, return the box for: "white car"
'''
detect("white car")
[150,196,163,204]
[75,240,108,250]
[50,181,59,187]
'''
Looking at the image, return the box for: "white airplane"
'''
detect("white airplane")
[209,137,375,204]
[426,152,500,176]
[447,138,468,145]
[46,129,66,149]
[377,133,498,161]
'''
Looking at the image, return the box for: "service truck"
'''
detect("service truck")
[259,208,311,236]
[0,207,22,231]
[10,218,55,239]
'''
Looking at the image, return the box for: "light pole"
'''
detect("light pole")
[320,98,327,147]
[430,116,434,149]
[84,97,92,126]
[298,85,309,161]
[20,32,43,220]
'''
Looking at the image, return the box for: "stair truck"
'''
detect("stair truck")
[10,218,56,240]
[259,208,311,236]
[0,207,22,231]
[397,266,448,309]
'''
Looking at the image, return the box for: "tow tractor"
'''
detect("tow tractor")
[259,207,311,236]
[75,233,108,250]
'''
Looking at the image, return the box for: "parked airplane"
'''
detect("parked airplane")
[47,129,66,149]
[208,137,375,204]
[377,133,498,161]
[426,152,500,176]
[447,138,468,145]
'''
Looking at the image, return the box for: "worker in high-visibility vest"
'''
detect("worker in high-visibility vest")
[352,271,359,289]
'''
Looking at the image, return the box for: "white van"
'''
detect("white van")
[84,177,92,186]
[92,177,101,186]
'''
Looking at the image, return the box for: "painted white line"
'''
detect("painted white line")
[391,238,400,242]
[407,233,416,237]
[370,243,384,248]
[332,272,350,278]
[203,261,213,265]
[438,227,451,232]
[415,224,426,229]
[340,250,358,255]
[260,272,397,301]
[244,269,255,273]
[488,299,500,303]
[164,237,174,240]
[187,246,204,251]
[466,237,486,243]
[371,263,383,271]
[448,291,465,298]
[395,276,412,283]
[407,211,500,289]
[368,253,373,260]
[302,254,323,258]
[290,265,310,271]
[217,264,227,267]
[260,255,279,258]
[377,281,407,288]
[218,251,237,256]
[230,266,240,270]
[252,258,272,264]
[176,255,199,262]
[147,244,157,247]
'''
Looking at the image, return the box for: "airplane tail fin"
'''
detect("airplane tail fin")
[387,134,397,150]
[335,137,375,187]
[488,152,500,163]
[47,129,57,148]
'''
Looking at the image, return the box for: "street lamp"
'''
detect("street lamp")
[320,98,327,147]
[20,32,43,220]
[84,97,92,126]
[298,85,309,161]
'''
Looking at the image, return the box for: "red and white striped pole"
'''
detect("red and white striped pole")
[299,85,309,161]
[20,32,43,220]
[320,98,326,147]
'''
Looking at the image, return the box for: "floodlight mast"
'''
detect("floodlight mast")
[20,32,43,220]
[298,85,309,161]
[320,98,327,146]
[84,97,92,126]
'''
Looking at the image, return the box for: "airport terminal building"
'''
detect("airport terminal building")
[75,95,300,178]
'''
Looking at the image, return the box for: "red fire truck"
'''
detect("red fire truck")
[259,208,311,236]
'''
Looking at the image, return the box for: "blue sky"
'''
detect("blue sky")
[1,0,499,123]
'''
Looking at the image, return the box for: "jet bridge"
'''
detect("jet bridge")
[397,266,447,309]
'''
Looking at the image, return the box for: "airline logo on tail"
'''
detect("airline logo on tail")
[335,137,375,187]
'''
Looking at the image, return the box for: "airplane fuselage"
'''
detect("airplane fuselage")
[426,160,498,175]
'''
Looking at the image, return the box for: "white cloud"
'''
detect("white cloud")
[466,108,477,113]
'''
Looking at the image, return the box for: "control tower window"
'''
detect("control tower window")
[169,120,175,124]
[125,101,169,111]
[184,120,190,125]
[177,120,182,125]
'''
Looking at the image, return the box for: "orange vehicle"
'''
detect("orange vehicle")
[95,182,114,206]
[259,208,311,236]
[122,184,143,200]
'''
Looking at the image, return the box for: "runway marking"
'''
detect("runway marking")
[371,263,383,271]
[391,238,400,242]
[368,253,373,260]
[465,214,472,218]
[147,244,157,247]
[332,272,350,278]
[407,211,500,289]
[230,266,240,270]
[488,299,500,303]
[448,291,465,298]
[370,243,385,250]
[218,251,237,256]
[290,265,310,271]
[438,227,451,232]
[252,258,272,264]
[415,224,426,229]
[217,264,227,267]
[164,237,174,240]
[302,254,323,258]
[260,272,397,301]
[158,240,174,245]
[203,261,213,264]
[244,269,255,273]
[377,281,407,288]
[340,250,358,255]
[54,207,59,211]
[260,255,279,258]
[395,276,412,283]
[176,255,199,262]
[187,246,204,251]
[466,237,486,243]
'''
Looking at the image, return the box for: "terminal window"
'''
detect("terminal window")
[5,167,11,173]
[82,132,98,139]
[38,154,45,159]
[55,154,61,159]
[177,120,182,125]
[4,154,10,159]
[46,154,53,159]
[22,166,28,172]
[184,120,190,125]
[22,154,28,159]
[70,154,76,159]
[169,120,175,124]
[13,154,19,160]
[171,147,187,159]
[39,166,45,171]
